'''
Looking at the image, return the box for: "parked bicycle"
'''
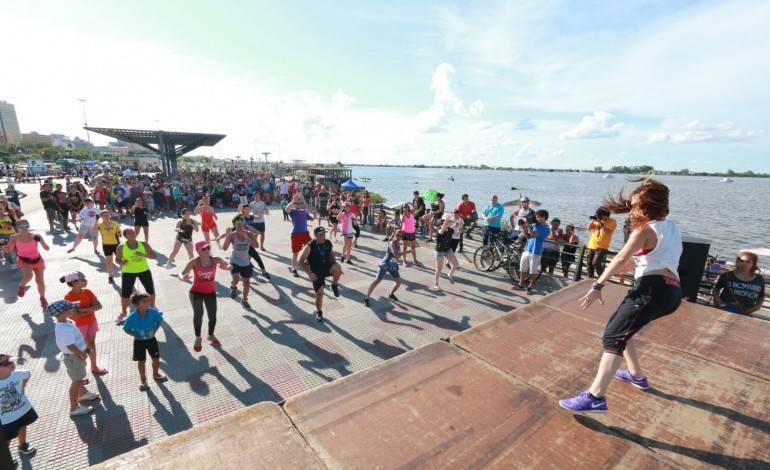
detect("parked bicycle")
[473,230,523,282]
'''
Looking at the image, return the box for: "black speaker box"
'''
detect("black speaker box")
[678,236,711,302]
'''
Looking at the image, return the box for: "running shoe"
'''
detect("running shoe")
[346,259,353,265]
[193,337,202,352]
[108,277,114,285]
[389,293,399,301]
[558,391,607,414]
[340,256,346,263]
[17,286,25,297]
[78,391,100,402]
[331,284,340,297]
[208,336,221,346]
[363,297,370,307]
[18,443,36,457]
[614,369,651,390]
[292,268,300,278]
[70,405,94,417]
[229,286,238,299]
[315,310,324,322]
[241,299,251,309]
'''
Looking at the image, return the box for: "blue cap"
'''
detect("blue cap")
[48,300,80,316]
[521,196,530,202]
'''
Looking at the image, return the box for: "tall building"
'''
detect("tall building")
[0,101,22,144]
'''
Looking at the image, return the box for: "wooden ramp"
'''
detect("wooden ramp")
[92,282,770,469]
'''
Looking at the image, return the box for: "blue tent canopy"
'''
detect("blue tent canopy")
[341,179,364,190]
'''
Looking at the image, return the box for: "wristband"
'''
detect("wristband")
[591,282,604,291]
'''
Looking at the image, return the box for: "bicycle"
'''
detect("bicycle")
[473,231,523,283]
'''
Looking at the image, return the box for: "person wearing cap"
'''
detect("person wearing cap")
[363,230,403,307]
[50,299,101,416]
[285,195,313,277]
[298,226,343,322]
[481,195,504,246]
[514,209,551,294]
[4,219,50,309]
[66,198,101,256]
[181,241,230,352]
[115,228,158,324]
[585,206,617,278]
[61,271,106,375]
[222,216,260,309]
[122,293,167,391]
[0,353,39,458]
[510,196,536,240]
[96,211,122,285]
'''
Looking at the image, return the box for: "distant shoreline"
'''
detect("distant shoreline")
[342,163,769,179]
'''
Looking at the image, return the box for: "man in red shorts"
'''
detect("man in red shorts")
[285,195,312,277]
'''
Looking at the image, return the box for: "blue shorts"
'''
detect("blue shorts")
[376,263,400,280]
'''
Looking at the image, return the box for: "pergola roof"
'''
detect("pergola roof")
[85,127,225,157]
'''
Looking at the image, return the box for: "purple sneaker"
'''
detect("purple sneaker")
[559,391,607,414]
[614,369,650,390]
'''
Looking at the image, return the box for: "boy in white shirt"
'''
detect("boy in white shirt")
[0,353,38,459]
[50,300,101,416]
[66,199,101,255]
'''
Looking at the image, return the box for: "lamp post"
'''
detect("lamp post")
[262,152,270,164]
[77,98,91,144]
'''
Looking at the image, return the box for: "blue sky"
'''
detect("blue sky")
[3,0,769,171]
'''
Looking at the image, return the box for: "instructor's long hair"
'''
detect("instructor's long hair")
[603,178,670,230]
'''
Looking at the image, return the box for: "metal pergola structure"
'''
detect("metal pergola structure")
[85,127,226,176]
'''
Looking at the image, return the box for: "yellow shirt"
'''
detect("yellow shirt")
[97,220,121,245]
[0,215,15,236]
[587,217,617,250]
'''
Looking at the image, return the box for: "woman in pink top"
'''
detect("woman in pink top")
[181,241,230,352]
[4,219,50,309]
[400,204,420,267]
[338,204,357,264]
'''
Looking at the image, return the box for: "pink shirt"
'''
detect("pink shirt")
[190,258,217,294]
[402,214,416,234]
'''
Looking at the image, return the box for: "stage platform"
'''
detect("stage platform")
[92,282,770,469]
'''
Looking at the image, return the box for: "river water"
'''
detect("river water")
[352,166,770,264]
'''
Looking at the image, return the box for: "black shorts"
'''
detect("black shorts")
[133,337,160,361]
[1,408,38,441]
[602,275,682,355]
[402,232,416,241]
[319,206,329,217]
[121,270,155,298]
[312,268,332,291]
[330,216,338,225]
[103,244,118,256]
[254,222,266,233]
[231,263,253,278]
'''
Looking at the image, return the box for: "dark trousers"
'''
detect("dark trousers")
[585,248,608,278]
[248,246,266,270]
[190,292,217,337]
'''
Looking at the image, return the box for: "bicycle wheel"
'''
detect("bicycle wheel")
[506,251,522,282]
[474,246,496,271]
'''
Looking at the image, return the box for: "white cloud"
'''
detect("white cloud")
[560,111,623,140]
[416,63,483,133]
[648,121,765,144]
[471,121,494,131]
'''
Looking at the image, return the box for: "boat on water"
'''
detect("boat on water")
[448,176,454,181]
[603,173,613,179]
[720,177,734,183]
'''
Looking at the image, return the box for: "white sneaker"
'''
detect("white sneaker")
[79,391,100,402]
[70,405,94,416]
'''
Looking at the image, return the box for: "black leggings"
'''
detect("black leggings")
[585,248,608,278]
[190,292,217,337]
[248,246,266,270]
[602,275,682,354]
[121,270,155,298]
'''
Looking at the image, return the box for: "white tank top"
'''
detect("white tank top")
[633,219,682,280]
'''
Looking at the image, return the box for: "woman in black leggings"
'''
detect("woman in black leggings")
[559,179,683,414]
[181,241,230,352]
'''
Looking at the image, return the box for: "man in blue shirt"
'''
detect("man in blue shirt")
[516,209,550,294]
[481,195,505,246]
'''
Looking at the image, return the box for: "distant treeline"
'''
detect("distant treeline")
[345,163,769,178]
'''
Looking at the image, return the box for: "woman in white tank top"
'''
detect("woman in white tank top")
[559,179,683,414]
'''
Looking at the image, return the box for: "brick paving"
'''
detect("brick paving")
[0,183,571,469]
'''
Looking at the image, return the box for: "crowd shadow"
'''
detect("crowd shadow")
[574,415,768,470]
[17,312,60,372]
[211,347,282,405]
[244,311,351,382]
[147,382,193,436]
[393,299,472,333]
[326,320,411,361]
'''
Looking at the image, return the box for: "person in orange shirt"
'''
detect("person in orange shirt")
[585,207,617,278]
[61,271,107,375]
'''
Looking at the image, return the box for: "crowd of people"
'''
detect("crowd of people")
[0,169,766,465]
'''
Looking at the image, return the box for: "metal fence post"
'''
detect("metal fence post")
[574,245,586,282]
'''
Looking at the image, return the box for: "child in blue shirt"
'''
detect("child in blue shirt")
[122,293,167,391]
